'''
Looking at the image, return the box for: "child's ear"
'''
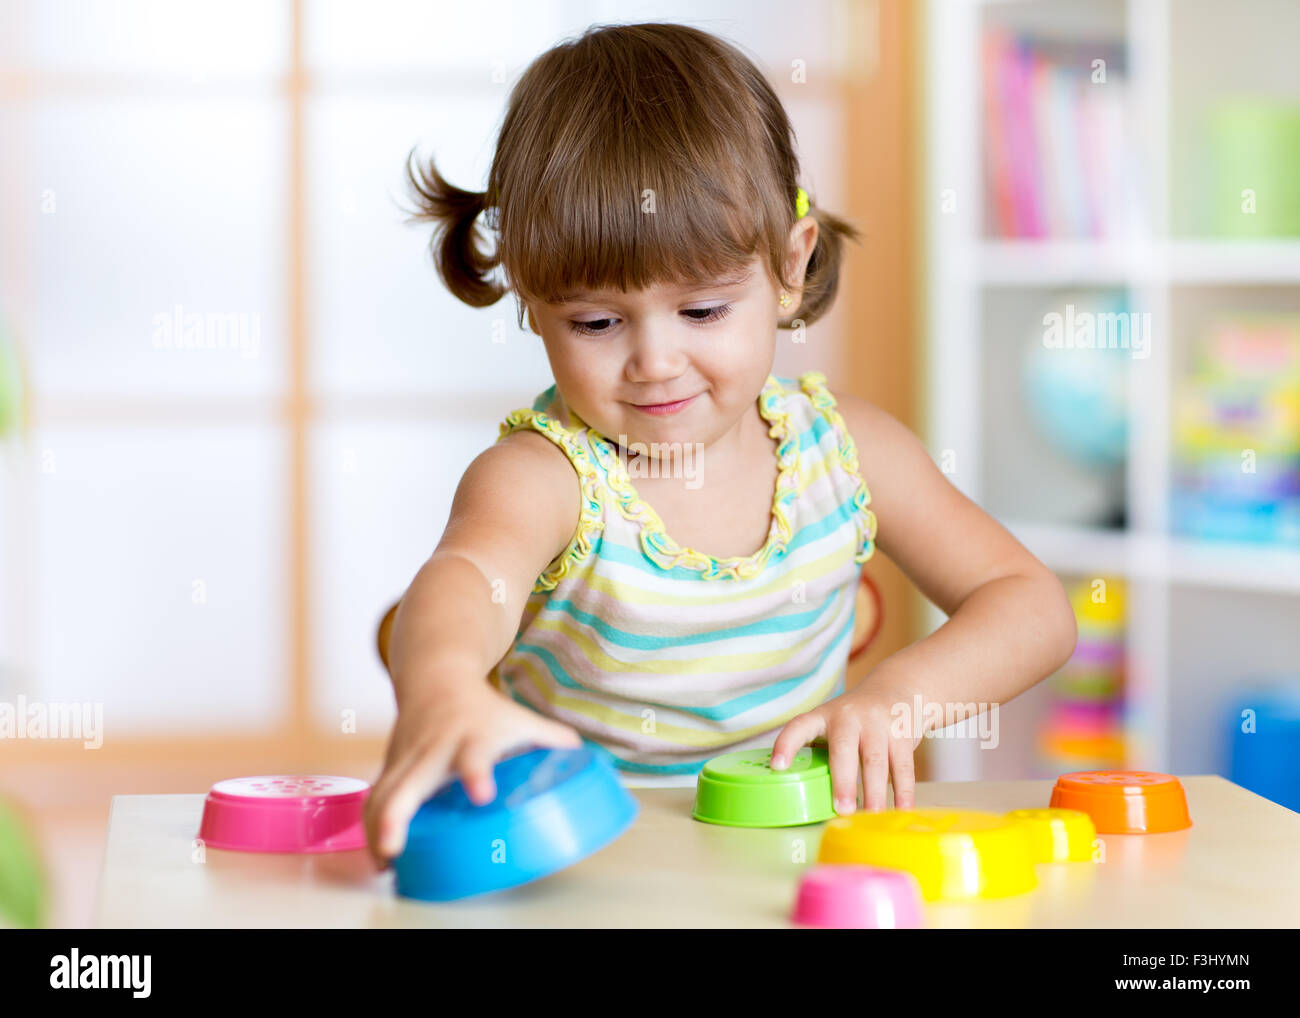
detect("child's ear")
[785,216,819,291]
[526,306,542,336]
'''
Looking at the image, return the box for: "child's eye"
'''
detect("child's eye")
[568,304,733,336]
[568,317,618,336]
[681,303,734,325]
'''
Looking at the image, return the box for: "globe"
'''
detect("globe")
[1021,292,1131,469]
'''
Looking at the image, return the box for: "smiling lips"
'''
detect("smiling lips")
[630,394,698,416]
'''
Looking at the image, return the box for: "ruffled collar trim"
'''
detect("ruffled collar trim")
[582,375,799,580]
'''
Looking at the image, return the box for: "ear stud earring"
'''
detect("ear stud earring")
[779,292,792,309]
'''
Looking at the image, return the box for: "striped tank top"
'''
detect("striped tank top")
[486,370,877,778]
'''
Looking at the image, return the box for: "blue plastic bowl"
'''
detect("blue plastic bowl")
[393,747,639,902]
[1226,683,1300,813]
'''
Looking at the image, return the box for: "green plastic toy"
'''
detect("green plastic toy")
[0,315,27,439]
[0,798,46,928]
[693,746,836,827]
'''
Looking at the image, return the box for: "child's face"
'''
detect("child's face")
[524,225,813,452]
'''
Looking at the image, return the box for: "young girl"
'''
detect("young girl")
[364,22,1076,864]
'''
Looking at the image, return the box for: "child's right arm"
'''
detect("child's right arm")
[363,429,587,865]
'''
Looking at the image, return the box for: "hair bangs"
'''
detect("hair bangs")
[500,159,772,307]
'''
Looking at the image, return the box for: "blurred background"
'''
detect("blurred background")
[0,0,1297,928]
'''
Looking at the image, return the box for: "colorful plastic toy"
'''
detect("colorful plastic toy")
[1227,682,1300,812]
[1040,577,1128,774]
[394,747,637,902]
[0,797,45,928]
[816,808,1038,901]
[197,775,370,853]
[1006,807,1097,862]
[1049,770,1191,833]
[1172,316,1300,545]
[791,864,923,929]
[692,747,835,828]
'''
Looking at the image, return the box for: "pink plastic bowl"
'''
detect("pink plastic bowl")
[197,775,370,853]
[792,864,924,929]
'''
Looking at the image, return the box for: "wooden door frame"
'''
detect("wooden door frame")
[838,1,925,776]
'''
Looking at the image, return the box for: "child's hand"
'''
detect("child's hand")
[769,682,920,814]
[363,680,582,868]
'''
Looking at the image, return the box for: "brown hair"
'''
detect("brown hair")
[404,21,859,329]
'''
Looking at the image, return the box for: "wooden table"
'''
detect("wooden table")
[94,775,1300,928]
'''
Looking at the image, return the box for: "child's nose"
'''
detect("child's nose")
[625,328,687,383]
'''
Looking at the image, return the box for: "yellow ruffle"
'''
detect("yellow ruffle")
[797,370,878,564]
[498,408,606,593]
[585,375,800,580]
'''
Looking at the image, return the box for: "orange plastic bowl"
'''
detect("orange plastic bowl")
[1049,770,1191,834]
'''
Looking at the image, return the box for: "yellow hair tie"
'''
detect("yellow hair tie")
[795,186,810,219]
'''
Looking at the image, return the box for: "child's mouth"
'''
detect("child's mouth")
[630,394,698,416]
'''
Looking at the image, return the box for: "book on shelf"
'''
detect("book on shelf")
[982,29,1134,240]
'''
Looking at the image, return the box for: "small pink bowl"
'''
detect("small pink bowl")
[792,865,924,929]
[197,775,370,853]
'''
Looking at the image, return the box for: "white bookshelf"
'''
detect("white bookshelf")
[979,239,1300,285]
[921,0,1300,781]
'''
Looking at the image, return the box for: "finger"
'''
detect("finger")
[477,719,583,788]
[769,711,826,770]
[860,729,891,812]
[827,718,861,815]
[889,740,916,810]
[364,770,406,869]
[456,740,502,806]
[533,717,584,750]
[362,792,388,871]
[372,736,460,860]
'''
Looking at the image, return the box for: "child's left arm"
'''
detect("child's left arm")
[770,390,1078,814]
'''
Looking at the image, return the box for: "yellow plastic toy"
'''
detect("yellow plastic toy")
[817,808,1037,901]
[1005,807,1098,863]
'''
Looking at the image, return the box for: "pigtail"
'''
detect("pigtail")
[785,196,861,328]
[402,147,504,308]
